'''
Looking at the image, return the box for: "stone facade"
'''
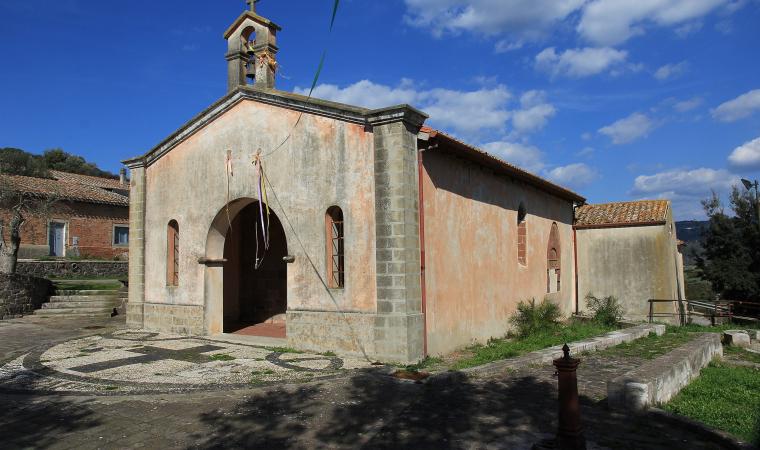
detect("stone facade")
[16,260,128,278]
[0,273,53,319]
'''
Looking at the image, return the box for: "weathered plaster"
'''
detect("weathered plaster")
[576,210,683,322]
[420,150,576,356]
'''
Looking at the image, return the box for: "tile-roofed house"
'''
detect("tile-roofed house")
[574,200,669,228]
[0,169,130,260]
[0,172,129,207]
[574,198,685,323]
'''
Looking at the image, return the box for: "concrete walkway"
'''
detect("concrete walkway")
[0,316,742,449]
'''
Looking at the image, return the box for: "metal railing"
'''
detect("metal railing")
[648,299,760,325]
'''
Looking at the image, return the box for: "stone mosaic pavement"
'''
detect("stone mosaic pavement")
[0,316,747,449]
[0,329,374,395]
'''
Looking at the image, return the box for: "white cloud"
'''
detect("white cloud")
[598,112,656,145]
[632,168,739,197]
[297,80,512,135]
[728,137,760,170]
[654,61,689,81]
[483,141,546,173]
[298,80,559,138]
[403,0,585,39]
[494,39,524,53]
[674,97,703,112]
[535,47,628,78]
[546,163,598,188]
[298,79,419,110]
[578,0,730,46]
[511,90,556,134]
[674,21,703,38]
[630,167,742,219]
[577,147,595,157]
[711,89,760,122]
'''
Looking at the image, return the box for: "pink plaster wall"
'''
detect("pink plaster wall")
[142,99,378,330]
[421,150,576,355]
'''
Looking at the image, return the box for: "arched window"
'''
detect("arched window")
[326,206,345,288]
[517,202,527,265]
[547,222,561,293]
[167,220,179,286]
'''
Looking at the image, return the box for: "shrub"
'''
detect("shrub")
[586,293,623,326]
[510,298,562,337]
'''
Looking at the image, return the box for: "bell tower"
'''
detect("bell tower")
[224,0,281,92]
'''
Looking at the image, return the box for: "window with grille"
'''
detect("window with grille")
[326,206,345,289]
[547,222,561,293]
[167,220,179,286]
[517,202,527,266]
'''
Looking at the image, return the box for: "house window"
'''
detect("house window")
[167,220,179,286]
[517,202,527,266]
[113,225,129,246]
[547,222,561,293]
[326,206,345,288]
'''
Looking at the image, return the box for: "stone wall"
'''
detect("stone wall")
[16,260,128,279]
[0,273,53,319]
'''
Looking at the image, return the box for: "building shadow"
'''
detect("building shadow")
[0,393,101,449]
[191,367,740,450]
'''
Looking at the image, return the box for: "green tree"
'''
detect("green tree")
[698,188,760,302]
[0,147,116,179]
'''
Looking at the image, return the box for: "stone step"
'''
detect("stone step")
[34,306,117,315]
[49,295,122,302]
[42,300,121,309]
[33,312,116,319]
[55,289,123,296]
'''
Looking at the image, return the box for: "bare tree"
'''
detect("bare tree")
[0,177,59,274]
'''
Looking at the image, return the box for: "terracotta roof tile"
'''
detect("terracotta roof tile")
[575,200,670,228]
[0,171,129,207]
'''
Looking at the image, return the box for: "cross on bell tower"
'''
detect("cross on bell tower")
[224,1,281,92]
[246,0,260,13]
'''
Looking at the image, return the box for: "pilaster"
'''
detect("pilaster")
[126,163,146,328]
[368,108,427,362]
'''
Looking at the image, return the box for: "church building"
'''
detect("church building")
[124,5,594,362]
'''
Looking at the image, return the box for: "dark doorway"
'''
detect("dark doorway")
[223,201,288,337]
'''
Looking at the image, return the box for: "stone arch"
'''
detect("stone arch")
[203,197,290,335]
[547,222,561,293]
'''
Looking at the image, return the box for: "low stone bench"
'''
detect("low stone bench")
[722,330,751,348]
[607,333,722,412]
[456,323,666,378]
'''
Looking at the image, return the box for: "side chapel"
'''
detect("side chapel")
[124,4,592,362]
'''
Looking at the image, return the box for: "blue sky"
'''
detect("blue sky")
[1,0,759,219]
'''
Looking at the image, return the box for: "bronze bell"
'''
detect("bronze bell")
[245,41,256,56]
[245,63,256,80]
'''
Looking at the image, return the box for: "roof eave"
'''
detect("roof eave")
[573,220,667,230]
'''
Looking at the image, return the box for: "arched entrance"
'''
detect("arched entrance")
[221,201,288,337]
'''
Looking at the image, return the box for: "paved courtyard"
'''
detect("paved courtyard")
[0,316,741,449]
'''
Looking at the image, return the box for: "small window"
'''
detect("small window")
[326,206,345,288]
[517,202,527,266]
[547,223,561,293]
[167,220,179,287]
[113,225,129,246]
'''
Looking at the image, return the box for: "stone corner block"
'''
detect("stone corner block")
[721,330,750,348]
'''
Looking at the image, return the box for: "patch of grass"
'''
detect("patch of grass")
[599,330,696,360]
[321,351,337,357]
[402,356,444,372]
[451,321,616,370]
[267,347,303,354]
[665,361,760,445]
[724,346,760,364]
[252,369,275,375]
[104,385,119,391]
[209,354,236,361]
[54,282,122,291]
